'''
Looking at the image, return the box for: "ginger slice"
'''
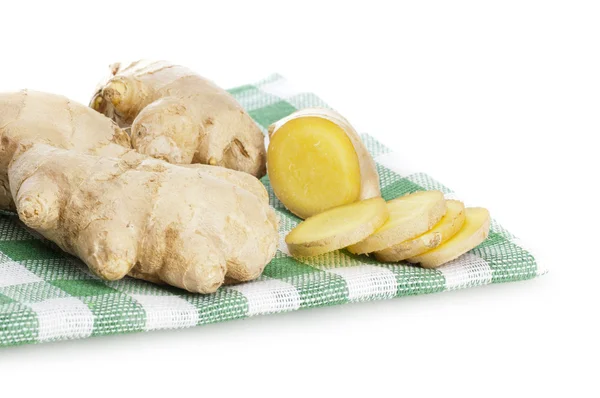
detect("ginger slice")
[285,197,389,257]
[347,190,446,254]
[407,207,490,268]
[374,200,466,262]
[267,108,380,219]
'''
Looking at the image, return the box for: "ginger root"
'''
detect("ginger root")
[0,90,131,209]
[9,144,278,293]
[90,60,267,178]
[285,197,388,257]
[267,108,380,219]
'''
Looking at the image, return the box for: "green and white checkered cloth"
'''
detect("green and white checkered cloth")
[0,74,545,347]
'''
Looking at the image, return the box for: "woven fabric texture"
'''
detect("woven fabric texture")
[0,75,543,347]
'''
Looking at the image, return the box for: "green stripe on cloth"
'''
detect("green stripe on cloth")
[249,101,297,128]
[0,293,14,305]
[0,240,63,261]
[0,74,542,347]
[84,294,146,337]
[189,289,248,325]
[263,257,350,308]
[472,237,537,283]
[0,303,38,346]
[0,281,71,303]
[21,258,93,281]
[380,177,425,201]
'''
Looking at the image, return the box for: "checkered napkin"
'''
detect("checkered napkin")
[0,75,545,347]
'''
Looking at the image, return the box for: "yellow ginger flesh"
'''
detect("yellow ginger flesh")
[408,207,490,268]
[375,200,466,262]
[347,190,447,254]
[268,116,362,219]
[285,197,389,257]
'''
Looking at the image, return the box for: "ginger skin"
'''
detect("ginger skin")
[9,144,278,293]
[0,90,131,210]
[91,60,267,178]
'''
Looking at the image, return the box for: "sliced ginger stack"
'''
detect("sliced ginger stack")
[284,190,490,269]
[347,190,447,254]
[374,199,466,262]
[406,207,491,268]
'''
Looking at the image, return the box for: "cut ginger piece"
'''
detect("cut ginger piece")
[347,190,446,254]
[374,200,466,262]
[267,109,380,219]
[407,207,491,268]
[285,197,389,257]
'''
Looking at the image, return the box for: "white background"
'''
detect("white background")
[0,0,598,396]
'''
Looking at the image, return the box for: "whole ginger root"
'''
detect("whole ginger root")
[9,144,278,293]
[0,90,132,209]
[90,60,267,178]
